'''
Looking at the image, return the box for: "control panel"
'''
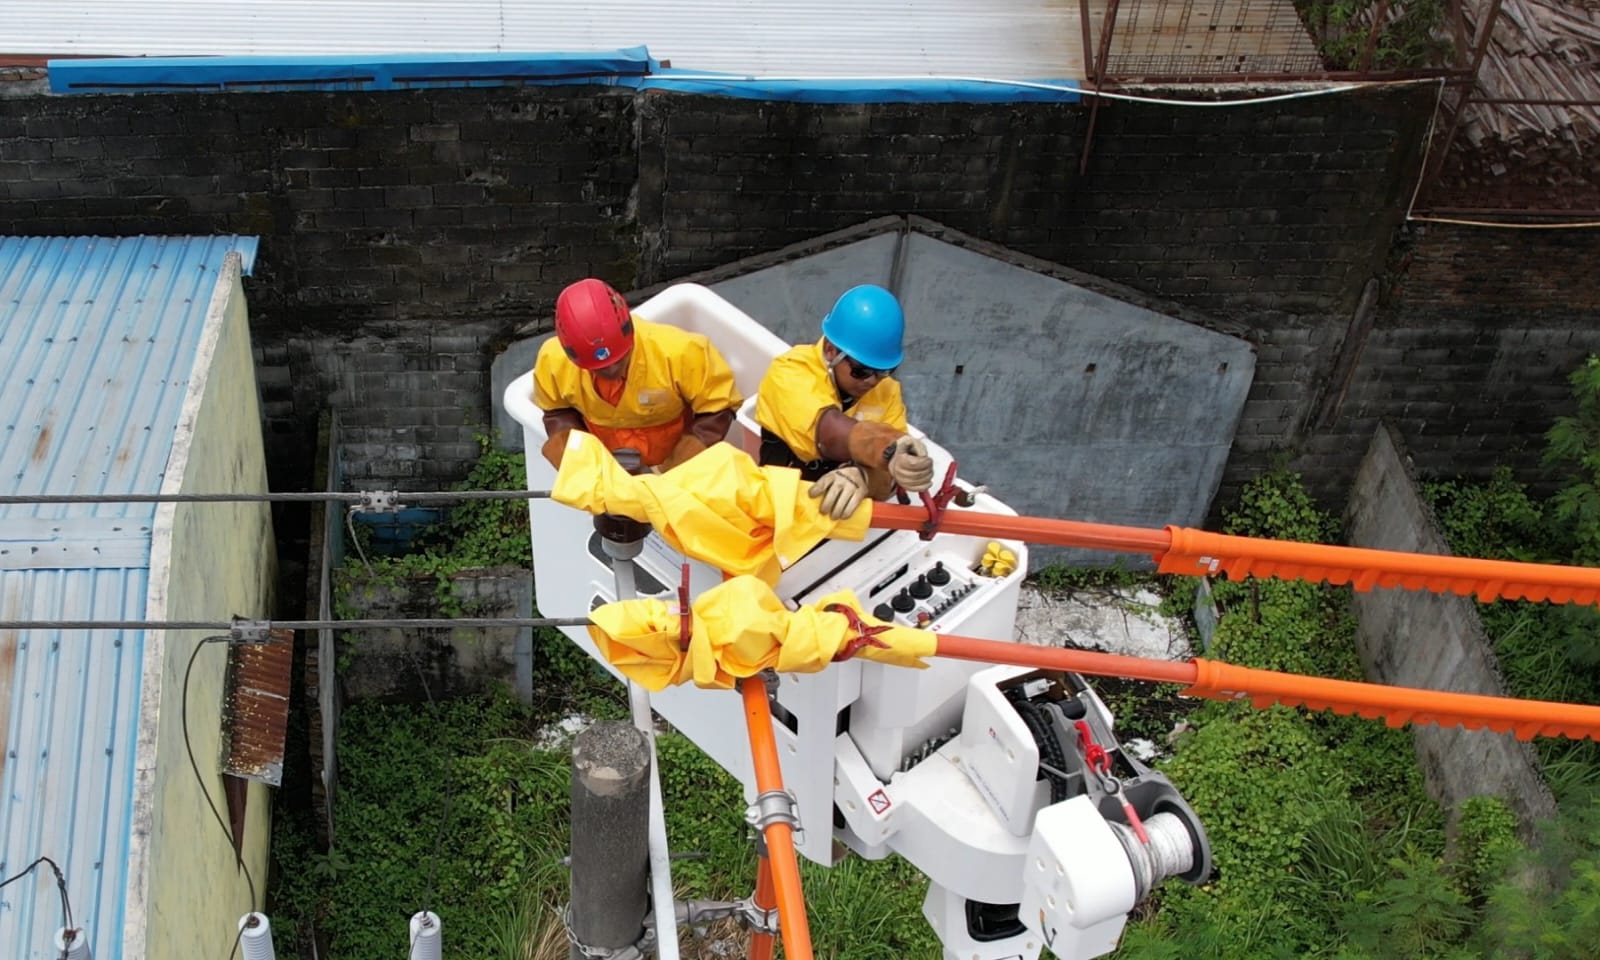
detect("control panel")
[865,556,990,631]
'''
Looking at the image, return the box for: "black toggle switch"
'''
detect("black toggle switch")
[927,561,951,587]
[909,574,933,599]
[891,588,916,613]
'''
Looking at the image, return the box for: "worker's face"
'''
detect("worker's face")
[591,349,632,381]
[829,350,893,400]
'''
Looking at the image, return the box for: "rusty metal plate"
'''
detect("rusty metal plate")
[220,628,294,786]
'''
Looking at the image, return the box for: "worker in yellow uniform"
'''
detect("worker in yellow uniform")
[755,284,934,519]
[534,278,742,472]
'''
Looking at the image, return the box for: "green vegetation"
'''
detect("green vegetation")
[272,359,1600,959]
[270,689,935,959]
[1294,0,1452,71]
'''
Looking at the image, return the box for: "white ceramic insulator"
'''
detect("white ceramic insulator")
[409,911,443,960]
[237,913,276,960]
[53,928,91,960]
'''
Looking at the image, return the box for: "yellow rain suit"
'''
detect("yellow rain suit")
[754,339,907,474]
[551,430,869,583]
[587,575,937,691]
[533,318,742,468]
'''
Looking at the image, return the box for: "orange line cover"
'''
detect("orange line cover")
[933,634,1600,741]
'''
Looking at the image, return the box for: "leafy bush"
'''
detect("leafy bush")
[1118,469,1456,958]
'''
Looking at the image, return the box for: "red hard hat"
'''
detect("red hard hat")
[555,279,634,370]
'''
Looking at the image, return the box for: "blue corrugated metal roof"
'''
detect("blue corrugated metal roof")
[0,235,256,960]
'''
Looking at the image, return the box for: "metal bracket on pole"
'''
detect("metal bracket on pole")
[744,789,804,845]
[228,618,275,644]
[355,489,404,513]
[735,898,781,936]
[563,904,652,960]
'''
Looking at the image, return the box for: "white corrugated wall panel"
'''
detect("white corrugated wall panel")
[6,0,1082,77]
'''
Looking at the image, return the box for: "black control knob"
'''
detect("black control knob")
[891,588,916,613]
[909,574,933,599]
[873,603,896,622]
[927,561,951,587]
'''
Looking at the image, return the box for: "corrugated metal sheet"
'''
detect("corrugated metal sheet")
[0,569,146,959]
[0,235,256,960]
[5,0,1081,78]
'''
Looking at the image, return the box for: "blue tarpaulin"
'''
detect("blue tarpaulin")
[49,48,1079,102]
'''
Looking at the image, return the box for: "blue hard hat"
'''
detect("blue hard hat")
[821,285,904,371]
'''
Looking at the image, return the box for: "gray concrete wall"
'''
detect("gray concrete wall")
[336,566,533,703]
[1345,424,1556,835]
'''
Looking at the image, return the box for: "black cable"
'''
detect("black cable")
[181,636,259,956]
[227,919,247,960]
[0,855,74,958]
[404,649,453,926]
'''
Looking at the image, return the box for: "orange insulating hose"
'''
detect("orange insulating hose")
[1183,658,1600,741]
[1157,527,1600,604]
[932,635,1600,741]
[870,502,1172,554]
[934,633,1199,686]
[747,847,777,960]
[870,503,1600,606]
[740,679,814,960]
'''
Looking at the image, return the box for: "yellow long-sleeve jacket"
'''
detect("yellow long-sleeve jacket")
[533,318,742,467]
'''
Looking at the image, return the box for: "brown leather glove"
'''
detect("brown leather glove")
[540,429,571,469]
[809,465,869,520]
[660,433,708,472]
[846,421,934,492]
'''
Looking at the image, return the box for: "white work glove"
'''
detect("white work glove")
[809,465,869,520]
[886,436,934,492]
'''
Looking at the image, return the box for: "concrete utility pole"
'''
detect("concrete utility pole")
[569,720,651,960]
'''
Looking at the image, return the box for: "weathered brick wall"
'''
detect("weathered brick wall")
[0,81,1444,504]
[637,88,1437,512]
[1294,223,1600,497]
[640,86,1430,320]
[0,85,637,491]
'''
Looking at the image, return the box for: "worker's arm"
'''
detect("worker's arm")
[814,408,858,463]
[539,407,587,469]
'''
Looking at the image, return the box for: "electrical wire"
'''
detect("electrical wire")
[404,648,454,956]
[646,73,1441,107]
[656,70,1600,231]
[0,855,73,959]
[180,636,258,960]
[345,506,374,576]
[1404,77,1448,222]
[1407,214,1600,229]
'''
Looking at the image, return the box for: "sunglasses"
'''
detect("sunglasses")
[842,357,896,381]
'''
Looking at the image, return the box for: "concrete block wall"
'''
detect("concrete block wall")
[1344,423,1556,835]
[335,567,534,702]
[1297,224,1600,499]
[6,79,1583,509]
[639,87,1429,320]
[0,86,637,492]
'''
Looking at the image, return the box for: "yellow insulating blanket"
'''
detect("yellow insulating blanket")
[586,575,936,691]
[551,430,870,583]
